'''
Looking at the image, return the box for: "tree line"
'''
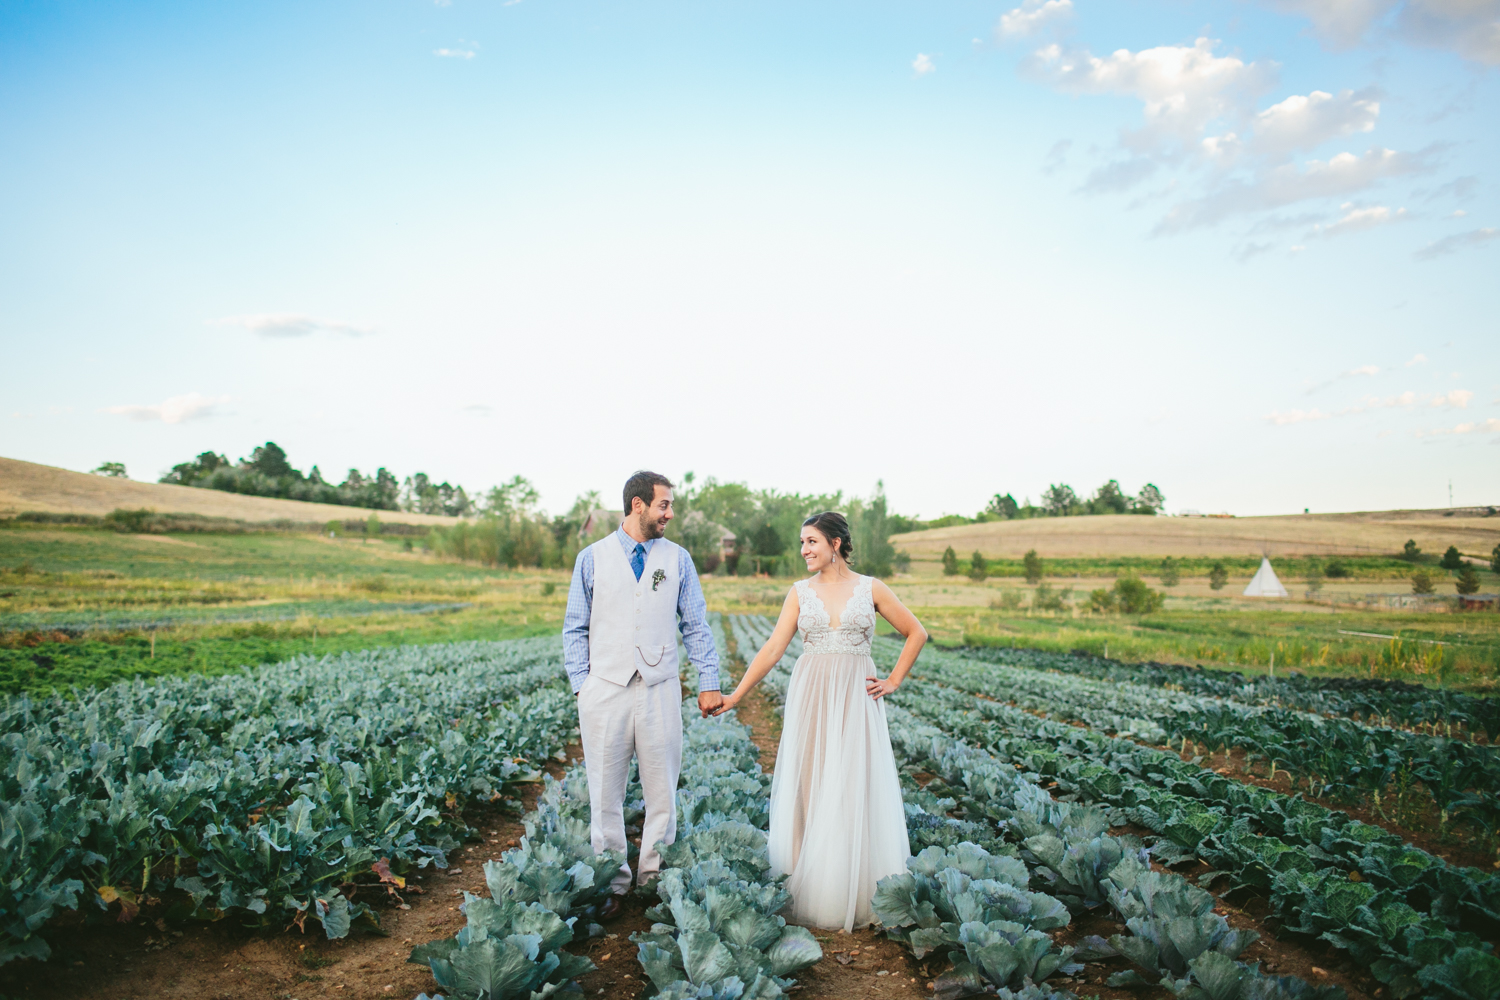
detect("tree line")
[160,442,477,516]
[426,474,901,577]
[890,479,1164,533]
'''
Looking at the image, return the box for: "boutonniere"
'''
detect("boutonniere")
[652,568,666,591]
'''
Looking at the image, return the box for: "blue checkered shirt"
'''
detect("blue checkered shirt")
[562,527,720,694]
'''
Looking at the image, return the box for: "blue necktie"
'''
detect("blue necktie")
[631,543,646,581]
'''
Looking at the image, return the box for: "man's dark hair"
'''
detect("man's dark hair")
[623,471,674,515]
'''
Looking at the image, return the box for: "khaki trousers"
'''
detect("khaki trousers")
[577,672,683,894]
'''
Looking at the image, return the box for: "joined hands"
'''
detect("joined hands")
[698,689,725,718]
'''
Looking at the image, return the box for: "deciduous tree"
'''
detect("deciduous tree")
[1041,484,1079,517]
[1132,484,1165,515]
[1023,549,1043,584]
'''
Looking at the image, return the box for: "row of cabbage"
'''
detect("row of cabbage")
[957,646,1499,741]
[729,616,1344,1000]
[0,637,577,964]
[869,644,1500,1000]
[903,643,1500,844]
[409,764,621,999]
[622,617,823,999]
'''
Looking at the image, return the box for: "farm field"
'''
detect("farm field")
[890,509,1500,564]
[5,519,1499,695]
[1,603,1497,1000]
[0,525,566,693]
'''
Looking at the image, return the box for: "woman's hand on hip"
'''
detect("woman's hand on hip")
[866,676,900,700]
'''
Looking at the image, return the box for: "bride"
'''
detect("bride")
[713,511,928,931]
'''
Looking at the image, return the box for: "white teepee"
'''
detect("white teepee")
[1242,557,1288,597]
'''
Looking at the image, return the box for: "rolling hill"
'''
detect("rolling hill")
[0,456,458,526]
[891,508,1500,561]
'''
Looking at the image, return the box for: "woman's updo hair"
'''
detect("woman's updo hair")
[802,511,854,563]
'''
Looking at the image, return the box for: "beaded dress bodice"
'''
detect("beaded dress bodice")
[794,576,876,656]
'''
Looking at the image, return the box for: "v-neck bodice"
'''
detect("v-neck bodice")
[794,576,875,656]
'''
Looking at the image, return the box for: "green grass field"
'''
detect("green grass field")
[3,522,1498,696]
[0,523,568,694]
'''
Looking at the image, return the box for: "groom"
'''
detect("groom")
[562,470,723,919]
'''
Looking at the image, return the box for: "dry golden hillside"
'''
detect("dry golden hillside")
[891,508,1500,560]
[0,456,459,526]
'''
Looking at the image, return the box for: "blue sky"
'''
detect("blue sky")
[1,0,1496,518]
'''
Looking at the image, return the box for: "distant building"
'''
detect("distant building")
[580,509,623,538]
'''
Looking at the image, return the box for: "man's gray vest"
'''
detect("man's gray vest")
[587,535,681,687]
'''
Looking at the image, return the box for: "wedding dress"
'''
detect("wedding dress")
[766,575,910,930]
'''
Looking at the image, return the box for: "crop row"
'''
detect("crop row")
[858,641,1500,1000]
[409,764,620,999]
[896,642,1500,844]
[729,616,1348,1000]
[616,616,824,999]
[958,646,1499,742]
[0,638,577,964]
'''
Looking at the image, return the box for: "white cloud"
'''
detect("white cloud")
[105,392,226,424]
[1398,0,1500,65]
[215,313,373,337]
[1267,408,1332,425]
[1405,353,1428,366]
[1042,139,1072,175]
[1422,417,1500,436]
[912,53,935,76]
[1305,363,1381,394]
[1431,388,1474,408]
[1313,203,1407,237]
[1256,0,1500,64]
[1254,0,1400,49]
[1424,175,1479,202]
[434,47,476,59]
[1033,38,1273,149]
[1022,29,1435,239]
[1252,89,1380,157]
[1277,386,1471,423]
[1414,227,1500,260]
[1158,147,1436,232]
[999,0,1074,37]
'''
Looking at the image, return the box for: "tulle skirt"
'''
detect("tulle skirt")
[767,652,911,931]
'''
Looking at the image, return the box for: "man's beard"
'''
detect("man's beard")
[638,510,667,540]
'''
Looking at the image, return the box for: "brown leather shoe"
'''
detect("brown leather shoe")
[597,894,625,921]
